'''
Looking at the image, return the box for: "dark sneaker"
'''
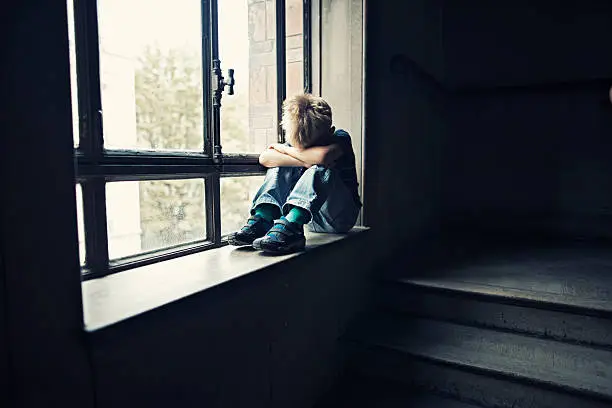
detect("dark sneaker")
[252,217,306,254]
[228,215,273,246]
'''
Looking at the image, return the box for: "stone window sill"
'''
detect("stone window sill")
[82,227,369,331]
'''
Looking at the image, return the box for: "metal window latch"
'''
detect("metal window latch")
[211,60,235,164]
[225,69,235,95]
[212,60,235,107]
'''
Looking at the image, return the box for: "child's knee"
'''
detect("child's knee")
[305,164,334,177]
[300,165,334,186]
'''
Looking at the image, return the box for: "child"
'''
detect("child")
[228,93,361,254]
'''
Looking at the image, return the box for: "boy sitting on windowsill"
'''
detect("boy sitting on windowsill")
[228,93,361,254]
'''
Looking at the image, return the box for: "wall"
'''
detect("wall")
[320,0,364,220]
[444,83,612,239]
[441,1,612,89]
[89,234,373,408]
[1,2,96,407]
[363,0,446,253]
[248,0,306,149]
[364,0,612,259]
[0,250,10,406]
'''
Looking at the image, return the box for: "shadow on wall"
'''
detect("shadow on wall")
[367,50,612,255]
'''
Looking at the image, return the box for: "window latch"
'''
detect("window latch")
[225,69,235,95]
[212,60,235,107]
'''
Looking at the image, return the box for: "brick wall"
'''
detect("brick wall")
[248,0,304,147]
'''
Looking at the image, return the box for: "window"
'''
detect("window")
[69,0,312,279]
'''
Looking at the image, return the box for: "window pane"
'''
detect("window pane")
[98,0,204,151]
[219,0,278,154]
[75,184,86,265]
[106,179,206,259]
[285,0,304,98]
[220,176,265,236]
[67,0,79,147]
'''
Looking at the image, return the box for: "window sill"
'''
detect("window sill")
[82,227,369,331]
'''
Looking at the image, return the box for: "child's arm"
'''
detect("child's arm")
[259,147,311,168]
[273,144,343,167]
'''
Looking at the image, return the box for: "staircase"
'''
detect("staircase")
[321,244,612,407]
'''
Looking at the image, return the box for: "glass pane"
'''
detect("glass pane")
[219,0,278,154]
[106,179,206,259]
[98,0,204,151]
[285,0,304,98]
[220,176,265,236]
[75,184,86,265]
[67,0,79,147]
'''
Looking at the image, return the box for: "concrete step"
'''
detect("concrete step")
[408,246,612,312]
[315,374,482,408]
[379,279,612,348]
[379,246,612,347]
[344,314,612,408]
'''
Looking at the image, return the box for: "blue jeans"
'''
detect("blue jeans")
[251,166,361,233]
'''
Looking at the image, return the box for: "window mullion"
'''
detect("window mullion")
[73,0,104,157]
[311,0,322,96]
[207,0,223,245]
[206,174,222,245]
[209,0,223,163]
[303,0,312,93]
[81,179,109,278]
[201,0,213,157]
[74,0,109,279]
[276,0,287,143]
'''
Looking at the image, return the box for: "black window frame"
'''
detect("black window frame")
[72,0,313,280]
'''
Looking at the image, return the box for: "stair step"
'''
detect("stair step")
[345,315,612,407]
[348,348,611,408]
[403,247,612,314]
[316,374,482,408]
[380,279,612,347]
[397,276,612,315]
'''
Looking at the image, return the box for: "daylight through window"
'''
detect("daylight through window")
[69,0,311,279]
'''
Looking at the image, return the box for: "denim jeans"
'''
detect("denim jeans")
[251,166,361,233]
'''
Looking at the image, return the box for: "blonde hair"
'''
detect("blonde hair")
[281,94,332,148]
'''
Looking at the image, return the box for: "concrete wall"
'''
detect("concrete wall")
[321,0,364,219]
[2,2,95,407]
[89,235,373,408]
[0,251,9,407]
[374,0,612,90]
[364,0,612,256]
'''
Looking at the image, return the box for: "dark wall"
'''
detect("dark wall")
[1,251,9,407]
[445,83,612,239]
[2,2,95,407]
[363,0,447,253]
[364,0,612,253]
[441,1,612,89]
[89,236,373,408]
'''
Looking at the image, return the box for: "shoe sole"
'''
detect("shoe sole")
[253,238,306,254]
[228,236,254,246]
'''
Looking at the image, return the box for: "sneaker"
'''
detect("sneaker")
[227,214,273,246]
[252,217,306,254]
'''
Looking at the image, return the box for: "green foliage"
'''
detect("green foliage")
[135,46,203,151]
[135,47,205,249]
[133,46,257,248]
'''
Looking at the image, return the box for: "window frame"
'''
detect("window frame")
[72,0,313,280]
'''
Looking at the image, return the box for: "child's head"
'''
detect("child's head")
[281,94,334,149]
